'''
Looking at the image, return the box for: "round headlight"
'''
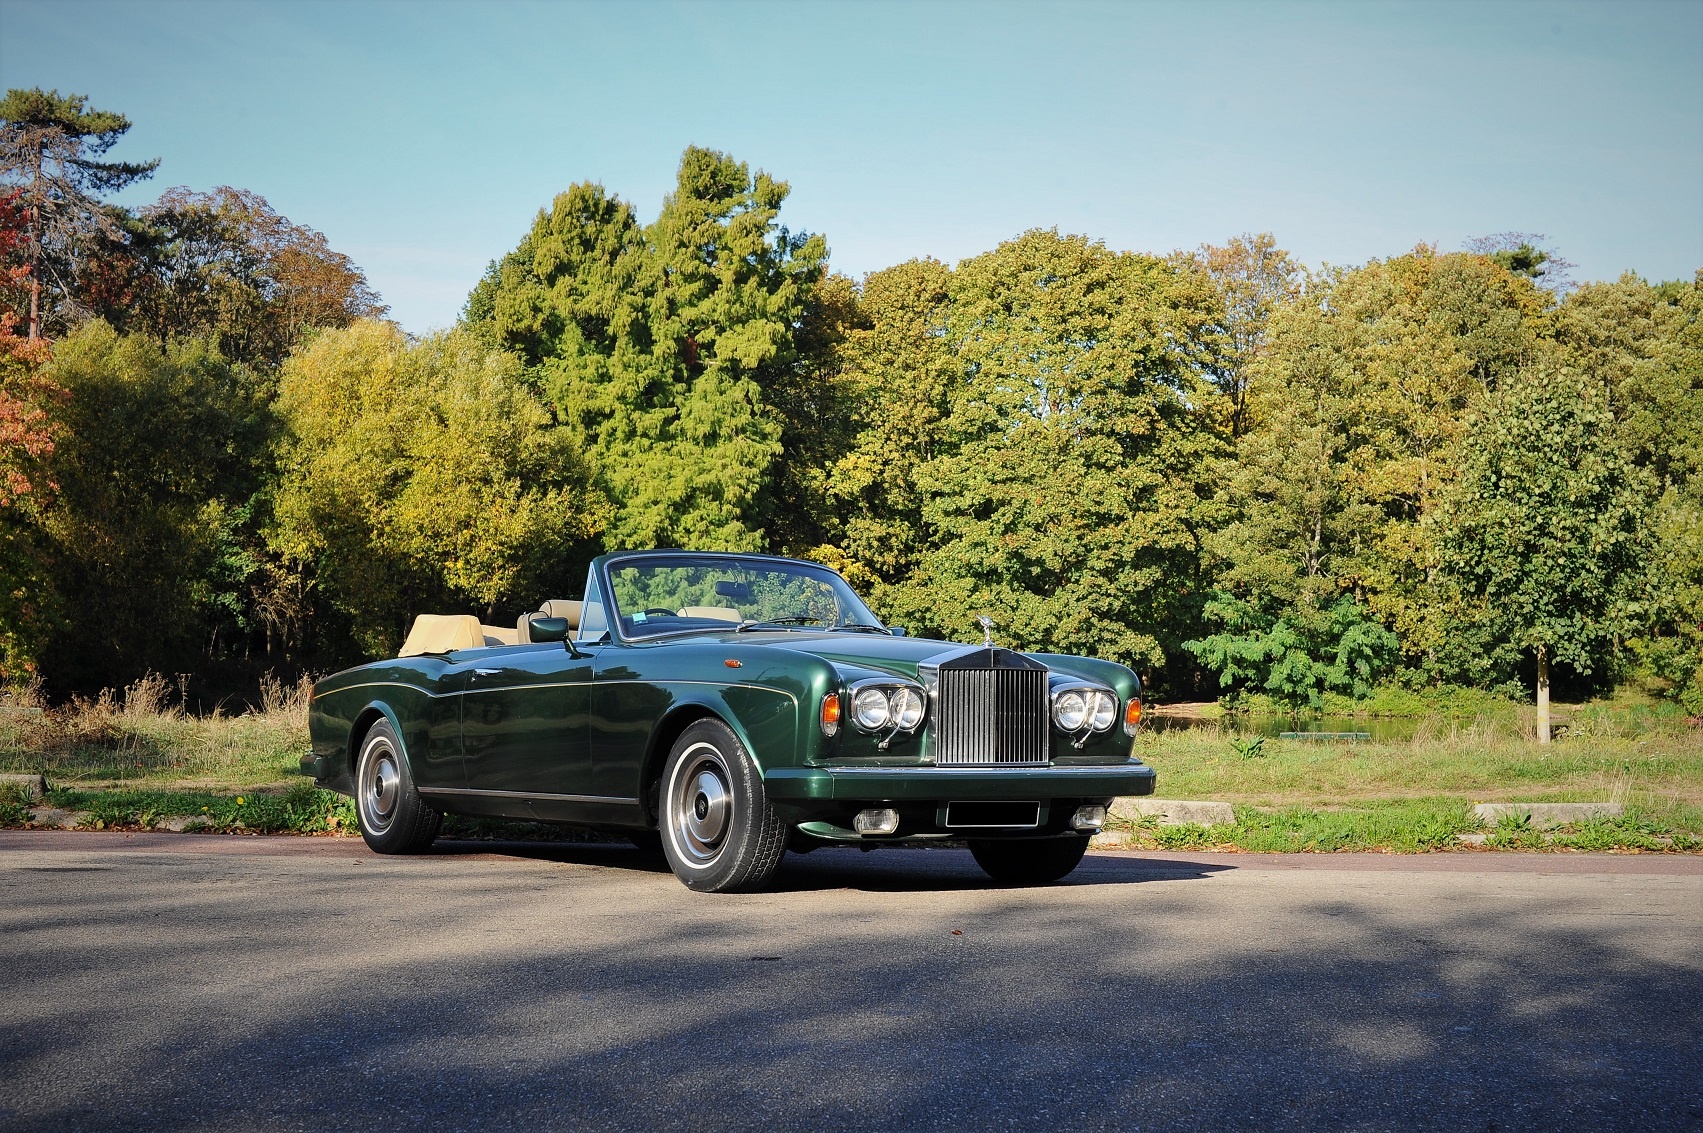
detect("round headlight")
[1090,690,1117,731]
[851,687,891,730]
[1053,689,1088,731]
[891,687,925,730]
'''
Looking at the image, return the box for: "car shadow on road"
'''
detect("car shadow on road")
[423,838,1230,891]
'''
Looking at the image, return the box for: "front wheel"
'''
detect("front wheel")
[660,719,787,893]
[969,836,1089,885]
[354,719,440,854]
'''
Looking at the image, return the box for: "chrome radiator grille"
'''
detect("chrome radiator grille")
[933,667,1050,765]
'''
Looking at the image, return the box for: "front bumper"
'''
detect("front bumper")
[763,760,1157,802]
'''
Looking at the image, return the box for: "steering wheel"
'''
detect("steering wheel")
[642,608,677,618]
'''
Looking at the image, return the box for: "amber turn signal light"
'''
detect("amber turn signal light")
[820,692,841,736]
[1123,697,1142,736]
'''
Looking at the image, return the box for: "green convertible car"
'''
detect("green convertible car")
[302,550,1157,892]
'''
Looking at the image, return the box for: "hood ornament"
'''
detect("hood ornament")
[975,615,995,649]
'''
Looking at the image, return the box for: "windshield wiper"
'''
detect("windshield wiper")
[735,616,824,632]
[833,622,889,634]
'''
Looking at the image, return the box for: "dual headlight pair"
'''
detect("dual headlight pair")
[850,683,926,732]
[1051,686,1119,734]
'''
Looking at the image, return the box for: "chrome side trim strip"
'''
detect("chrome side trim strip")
[318,678,797,707]
[417,787,640,805]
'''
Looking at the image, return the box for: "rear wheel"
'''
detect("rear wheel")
[969,835,1089,885]
[660,719,787,893]
[354,719,440,854]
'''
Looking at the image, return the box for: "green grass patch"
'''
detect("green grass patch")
[25,781,355,835]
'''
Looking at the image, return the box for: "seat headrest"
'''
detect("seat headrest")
[399,614,483,657]
[538,599,582,630]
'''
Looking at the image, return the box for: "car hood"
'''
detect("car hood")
[683,630,998,681]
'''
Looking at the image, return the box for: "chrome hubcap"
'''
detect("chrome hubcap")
[671,745,733,865]
[360,744,400,834]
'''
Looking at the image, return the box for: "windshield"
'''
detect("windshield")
[604,555,884,640]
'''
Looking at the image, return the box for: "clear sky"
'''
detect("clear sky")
[3,0,1700,333]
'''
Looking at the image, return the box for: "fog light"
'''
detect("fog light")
[1071,804,1107,832]
[854,807,900,835]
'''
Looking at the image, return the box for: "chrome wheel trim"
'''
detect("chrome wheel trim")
[358,737,401,836]
[668,741,735,868]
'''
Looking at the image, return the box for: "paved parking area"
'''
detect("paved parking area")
[2,832,1699,1131]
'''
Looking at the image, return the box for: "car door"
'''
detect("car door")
[459,643,594,814]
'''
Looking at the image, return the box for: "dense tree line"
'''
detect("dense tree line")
[3,89,1699,730]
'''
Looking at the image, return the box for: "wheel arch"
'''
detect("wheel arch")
[638,699,763,826]
[347,702,411,782]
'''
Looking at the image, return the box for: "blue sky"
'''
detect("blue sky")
[3,0,1700,333]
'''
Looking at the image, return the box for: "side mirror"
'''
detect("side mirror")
[889,626,908,637]
[527,616,569,643]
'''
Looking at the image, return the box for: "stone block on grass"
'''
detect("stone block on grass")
[1471,802,1622,829]
[1112,798,1236,827]
[0,773,46,801]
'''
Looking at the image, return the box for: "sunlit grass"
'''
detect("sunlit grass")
[1136,691,1703,827]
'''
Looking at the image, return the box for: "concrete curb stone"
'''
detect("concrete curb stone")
[1112,798,1237,827]
[1472,802,1623,829]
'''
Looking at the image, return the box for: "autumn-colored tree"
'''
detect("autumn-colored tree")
[1206,247,1553,690]
[0,88,158,338]
[128,186,386,367]
[1173,233,1304,437]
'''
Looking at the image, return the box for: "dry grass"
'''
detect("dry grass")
[0,672,313,788]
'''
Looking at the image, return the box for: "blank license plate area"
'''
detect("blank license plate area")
[944,800,1041,828]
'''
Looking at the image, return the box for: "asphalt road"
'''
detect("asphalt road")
[1,832,1699,1132]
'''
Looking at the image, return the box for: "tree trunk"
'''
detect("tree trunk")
[27,275,40,340]
[1536,644,1551,746]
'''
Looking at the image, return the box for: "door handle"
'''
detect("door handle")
[473,668,501,677]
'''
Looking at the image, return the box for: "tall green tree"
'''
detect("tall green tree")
[0,88,158,338]
[467,147,827,552]
[1440,364,1650,741]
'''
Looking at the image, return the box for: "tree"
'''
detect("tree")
[884,229,1228,676]
[0,88,158,338]
[269,321,609,657]
[1464,232,1575,295]
[26,322,268,693]
[1184,593,1399,717]
[127,186,386,367]
[1209,247,1554,689]
[0,227,58,677]
[821,258,955,583]
[1440,365,1650,742]
[1172,233,1304,437]
[466,147,827,552]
